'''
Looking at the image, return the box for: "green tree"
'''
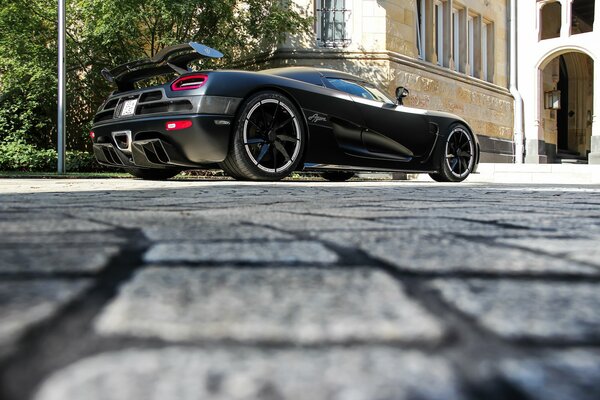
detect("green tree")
[0,0,58,149]
[0,0,310,169]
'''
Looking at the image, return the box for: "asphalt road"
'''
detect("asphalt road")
[1,178,599,400]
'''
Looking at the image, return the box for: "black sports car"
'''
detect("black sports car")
[91,42,479,182]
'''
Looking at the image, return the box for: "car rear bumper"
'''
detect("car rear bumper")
[91,114,233,169]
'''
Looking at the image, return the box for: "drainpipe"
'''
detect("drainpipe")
[509,0,524,163]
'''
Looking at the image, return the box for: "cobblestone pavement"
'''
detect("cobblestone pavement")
[1,178,600,400]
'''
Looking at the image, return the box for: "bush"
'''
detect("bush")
[0,141,56,171]
[66,150,105,172]
[0,141,106,172]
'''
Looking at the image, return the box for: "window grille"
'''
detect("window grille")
[316,0,351,48]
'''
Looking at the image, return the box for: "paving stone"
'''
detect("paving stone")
[498,350,600,400]
[492,216,600,235]
[289,204,487,219]
[144,241,339,264]
[70,209,295,241]
[498,237,600,267]
[0,279,90,356]
[143,224,294,241]
[316,230,598,275]
[34,347,463,400]
[430,279,600,341]
[95,267,444,343]
[0,218,113,234]
[375,216,564,238]
[0,245,120,273]
[0,232,126,245]
[202,210,392,232]
[72,209,213,228]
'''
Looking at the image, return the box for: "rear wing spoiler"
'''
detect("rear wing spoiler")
[101,42,223,91]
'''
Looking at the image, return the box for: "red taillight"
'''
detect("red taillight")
[166,120,193,131]
[89,131,95,139]
[171,74,208,91]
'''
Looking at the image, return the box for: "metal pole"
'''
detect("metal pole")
[57,0,66,173]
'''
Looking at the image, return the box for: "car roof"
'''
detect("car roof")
[260,67,364,85]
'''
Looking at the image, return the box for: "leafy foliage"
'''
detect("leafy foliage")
[0,141,104,172]
[0,0,310,170]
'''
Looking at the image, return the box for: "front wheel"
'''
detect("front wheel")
[220,91,305,181]
[124,167,180,180]
[429,124,476,182]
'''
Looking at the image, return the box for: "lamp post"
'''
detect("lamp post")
[57,0,66,173]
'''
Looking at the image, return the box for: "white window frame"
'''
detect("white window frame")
[416,0,426,59]
[434,0,444,66]
[482,21,488,81]
[452,8,460,71]
[468,15,474,76]
[316,0,352,48]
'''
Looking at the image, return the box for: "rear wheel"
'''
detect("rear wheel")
[429,124,475,182]
[220,91,305,181]
[321,171,355,182]
[124,167,180,180]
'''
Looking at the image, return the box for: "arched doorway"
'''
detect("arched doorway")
[539,51,594,163]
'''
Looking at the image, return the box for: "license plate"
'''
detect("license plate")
[120,99,137,116]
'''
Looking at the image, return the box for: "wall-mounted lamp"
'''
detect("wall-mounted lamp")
[544,90,561,110]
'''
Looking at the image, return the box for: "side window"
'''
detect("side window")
[326,78,395,104]
[326,78,375,100]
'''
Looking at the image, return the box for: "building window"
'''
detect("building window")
[452,8,461,71]
[572,0,594,34]
[540,1,562,40]
[482,22,488,80]
[434,1,444,66]
[468,15,475,76]
[416,0,425,59]
[316,0,351,48]
[413,2,493,82]
[482,21,494,82]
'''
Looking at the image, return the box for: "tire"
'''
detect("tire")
[321,171,355,182]
[429,124,476,182]
[220,91,305,181]
[124,167,180,180]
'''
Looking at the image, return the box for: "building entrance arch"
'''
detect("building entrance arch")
[536,49,594,163]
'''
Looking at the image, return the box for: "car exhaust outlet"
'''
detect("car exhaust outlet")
[111,130,132,153]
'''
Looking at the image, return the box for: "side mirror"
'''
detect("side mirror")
[395,86,409,105]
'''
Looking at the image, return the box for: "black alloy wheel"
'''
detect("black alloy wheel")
[430,124,475,182]
[221,91,305,181]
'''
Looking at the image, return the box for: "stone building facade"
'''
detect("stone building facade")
[246,0,516,162]
[516,0,599,164]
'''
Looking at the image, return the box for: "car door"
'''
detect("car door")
[284,82,369,166]
[325,78,436,160]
